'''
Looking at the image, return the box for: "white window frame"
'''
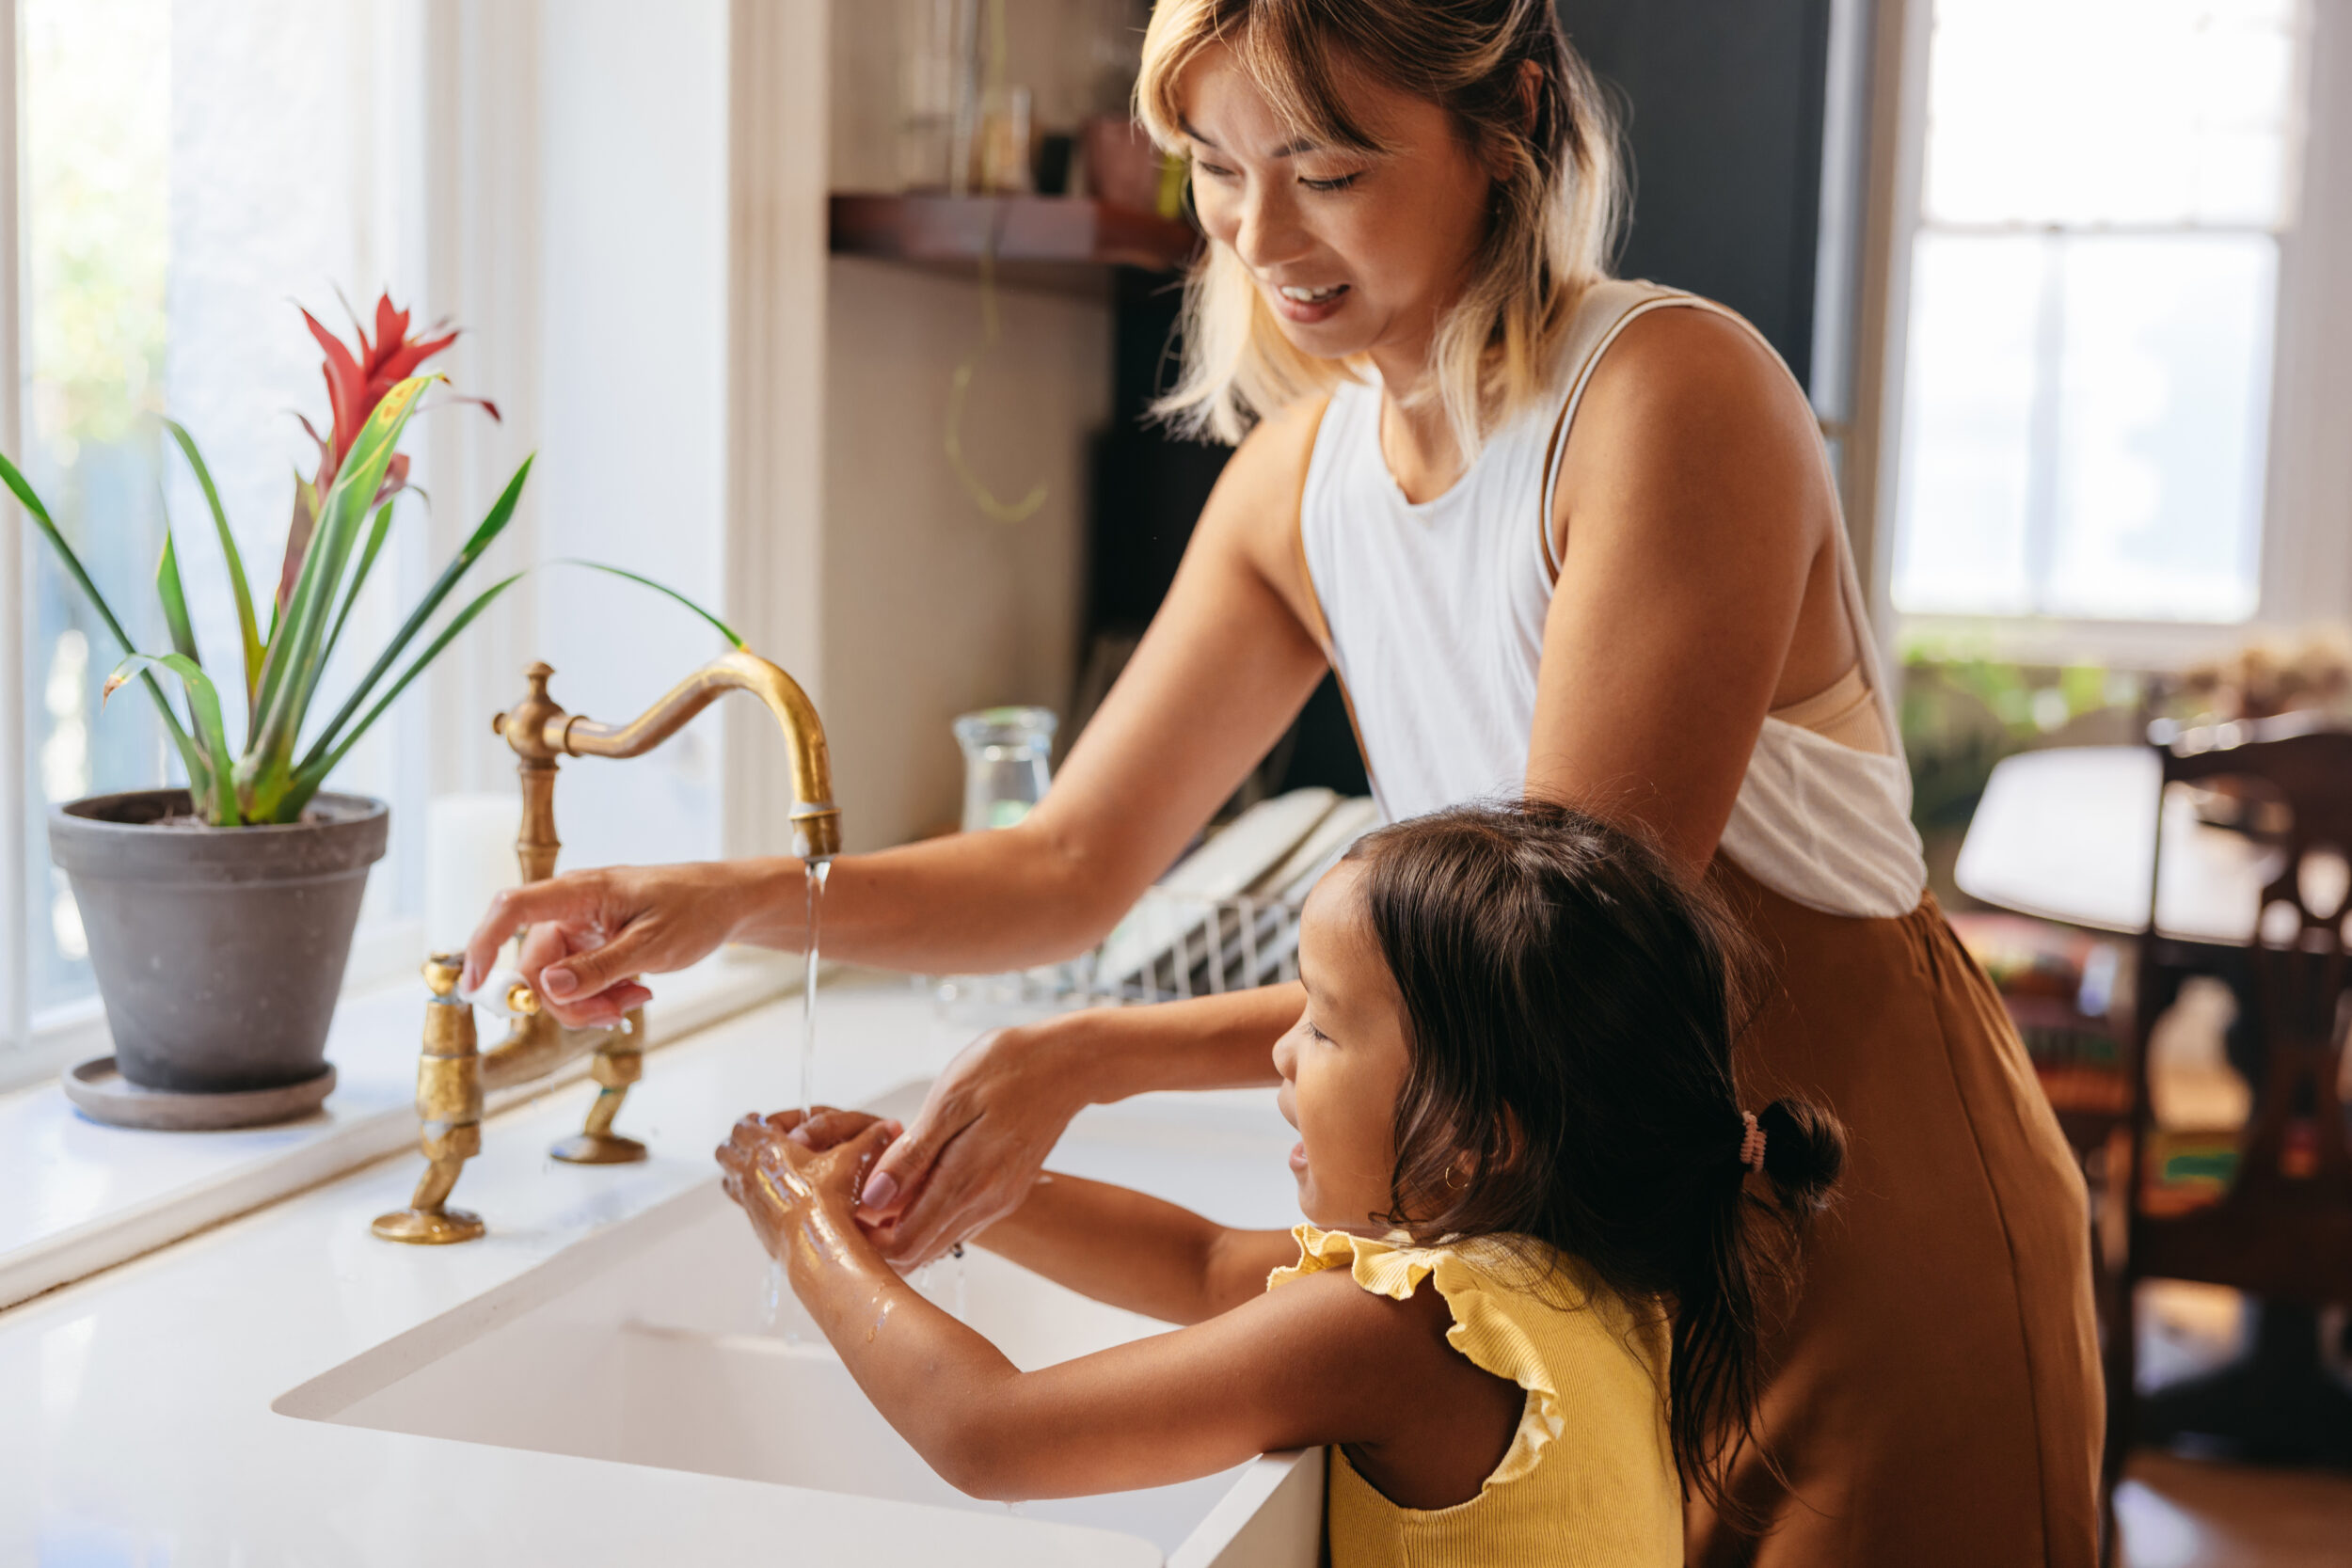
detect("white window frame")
[1862,0,2352,672]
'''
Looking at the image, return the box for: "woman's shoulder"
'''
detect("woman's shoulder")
[1565,288,1813,445]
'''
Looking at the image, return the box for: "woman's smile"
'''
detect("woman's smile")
[1266,278,1352,325]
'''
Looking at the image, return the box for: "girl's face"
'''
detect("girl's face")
[1273,859,1413,1230]
[1177,43,1494,375]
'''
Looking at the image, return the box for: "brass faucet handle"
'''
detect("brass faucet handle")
[374,967,488,1244]
[422,953,464,997]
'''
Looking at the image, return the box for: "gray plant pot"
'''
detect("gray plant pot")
[49,788,389,1094]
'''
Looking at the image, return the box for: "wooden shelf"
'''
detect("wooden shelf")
[828,192,1197,296]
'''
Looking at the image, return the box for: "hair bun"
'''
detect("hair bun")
[1756,1098,1845,1215]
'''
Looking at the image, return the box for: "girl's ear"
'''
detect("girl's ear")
[1451,1104,1529,1191]
[1487,1103,1530,1179]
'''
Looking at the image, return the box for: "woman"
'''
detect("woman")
[465,2,2101,1560]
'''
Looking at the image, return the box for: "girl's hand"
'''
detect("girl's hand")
[460,862,773,1028]
[715,1112,901,1264]
[855,1024,1091,1266]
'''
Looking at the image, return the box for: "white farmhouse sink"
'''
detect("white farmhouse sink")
[277,1086,1321,1567]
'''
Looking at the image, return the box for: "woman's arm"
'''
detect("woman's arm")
[853,983,1300,1262]
[1530,307,1853,879]
[718,1117,1508,1507]
[461,398,1333,1023]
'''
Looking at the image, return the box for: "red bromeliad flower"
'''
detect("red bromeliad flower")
[279,293,499,608]
[303,293,461,473]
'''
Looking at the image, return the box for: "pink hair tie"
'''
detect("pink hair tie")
[1739,1111,1767,1174]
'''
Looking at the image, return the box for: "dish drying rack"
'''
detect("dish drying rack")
[1073,788,1380,1006]
[928,789,1380,1011]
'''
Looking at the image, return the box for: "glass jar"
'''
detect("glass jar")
[953,706,1056,832]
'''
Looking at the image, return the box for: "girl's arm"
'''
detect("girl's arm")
[973,1171,1298,1325]
[718,1117,1511,1507]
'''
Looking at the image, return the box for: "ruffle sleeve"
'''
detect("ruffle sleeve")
[1268,1225,1572,1492]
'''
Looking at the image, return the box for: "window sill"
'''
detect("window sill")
[1897,612,2268,673]
[0,946,803,1312]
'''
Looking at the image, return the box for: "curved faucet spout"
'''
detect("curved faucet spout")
[495,648,841,861]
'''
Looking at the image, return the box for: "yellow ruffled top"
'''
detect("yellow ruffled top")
[1268,1225,1681,1568]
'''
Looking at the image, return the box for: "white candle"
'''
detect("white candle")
[424,792,524,958]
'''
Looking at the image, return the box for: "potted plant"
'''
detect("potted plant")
[0,296,532,1104]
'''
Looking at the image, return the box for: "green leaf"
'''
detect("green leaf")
[282,570,528,819]
[0,448,206,783]
[155,529,203,670]
[244,374,438,817]
[321,497,398,674]
[164,420,262,705]
[103,653,239,825]
[294,455,532,777]
[551,558,742,647]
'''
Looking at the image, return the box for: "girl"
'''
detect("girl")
[717,802,1844,1562]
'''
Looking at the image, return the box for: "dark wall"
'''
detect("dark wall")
[1559,0,1835,386]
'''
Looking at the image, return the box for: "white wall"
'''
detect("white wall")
[817,0,1110,849]
[533,0,730,873]
[422,0,1111,864]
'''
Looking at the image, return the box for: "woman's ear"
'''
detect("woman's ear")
[1483,59,1545,182]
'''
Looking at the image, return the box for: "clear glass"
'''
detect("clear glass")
[1892,233,2042,615]
[896,0,960,191]
[1895,0,2303,626]
[954,706,1056,832]
[21,0,406,1022]
[1894,230,2278,623]
[1924,0,2302,228]
[2043,234,2275,621]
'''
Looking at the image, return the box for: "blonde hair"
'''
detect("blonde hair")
[1136,0,1625,455]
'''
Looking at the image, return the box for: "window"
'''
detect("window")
[16,0,423,1038]
[0,1,744,1085]
[1889,0,2309,626]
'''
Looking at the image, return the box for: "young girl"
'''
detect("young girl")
[717,800,1843,1562]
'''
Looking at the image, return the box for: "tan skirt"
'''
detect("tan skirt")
[1688,863,2104,1567]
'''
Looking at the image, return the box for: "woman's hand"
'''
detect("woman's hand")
[855,1024,1094,1267]
[460,861,781,1028]
[716,1110,902,1266]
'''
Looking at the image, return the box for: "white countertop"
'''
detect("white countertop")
[0,949,800,1311]
[0,975,1223,1566]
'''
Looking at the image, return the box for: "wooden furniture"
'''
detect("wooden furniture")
[1959,732,2352,1566]
[2109,717,2352,1483]
[1945,911,2131,1153]
[827,193,1198,295]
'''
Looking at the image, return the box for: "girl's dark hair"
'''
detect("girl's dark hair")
[1343,799,1845,1530]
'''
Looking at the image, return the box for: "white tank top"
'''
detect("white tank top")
[1297,279,1927,919]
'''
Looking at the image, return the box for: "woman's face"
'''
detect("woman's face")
[1273,859,1413,1230]
[1178,42,1494,372]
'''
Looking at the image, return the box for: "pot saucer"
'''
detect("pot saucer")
[63,1056,336,1132]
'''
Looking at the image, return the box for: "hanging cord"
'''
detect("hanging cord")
[943,0,1048,525]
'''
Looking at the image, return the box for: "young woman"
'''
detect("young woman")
[719,803,1847,1565]
[469,2,2102,1560]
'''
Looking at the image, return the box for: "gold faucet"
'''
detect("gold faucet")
[372,650,838,1244]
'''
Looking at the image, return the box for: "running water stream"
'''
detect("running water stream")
[802,856,832,1117]
[763,856,834,1338]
